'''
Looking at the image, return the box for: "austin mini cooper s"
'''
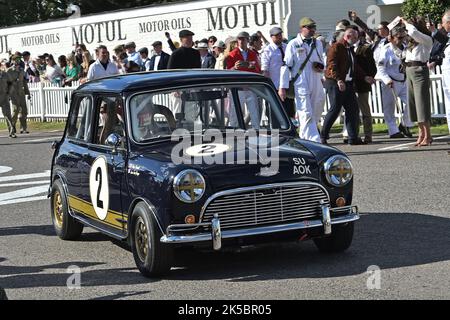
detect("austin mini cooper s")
[50,70,359,277]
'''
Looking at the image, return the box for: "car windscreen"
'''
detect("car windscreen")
[128,84,290,142]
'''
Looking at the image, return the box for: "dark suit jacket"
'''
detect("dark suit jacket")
[354,43,377,93]
[149,52,170,71]
[325,40,365,84]
[201,53,216,69]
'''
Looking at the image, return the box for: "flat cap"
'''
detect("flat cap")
[124,41,136,48]
[237,31,250,39]
[138,47,149,54]
[270,27,283,36]
[300,17,316,27]
[213,40,226,48]
[113,44,125,51]
[152,41,162,47]
[196,42,208,49]
[179,29,195,38]
[22,51,31,56]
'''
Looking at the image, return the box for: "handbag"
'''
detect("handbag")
[287,39,316,99]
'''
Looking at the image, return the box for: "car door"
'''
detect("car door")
[60,94,93,201]
[75,95,128,238]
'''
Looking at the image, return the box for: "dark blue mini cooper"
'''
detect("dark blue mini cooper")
[50,70,359,277]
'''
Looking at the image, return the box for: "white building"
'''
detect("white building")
[0,0,404,59]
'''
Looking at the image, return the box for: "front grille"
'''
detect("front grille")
[201,184,330,230]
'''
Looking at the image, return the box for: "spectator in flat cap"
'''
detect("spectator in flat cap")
[149,41,170,71]
[168,29,201,69]
[279,17,326,142]
[262,27,295,119]
[213,40,226,70]
[139,47,151,71]
[197,41,216,69]
[125,41,143,69]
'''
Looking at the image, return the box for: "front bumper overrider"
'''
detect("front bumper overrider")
[160,204,359,251]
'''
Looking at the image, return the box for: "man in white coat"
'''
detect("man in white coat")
[377,26,414,138]
[440,10,450,133]
[87,45,119,81]
[279,17,326,142]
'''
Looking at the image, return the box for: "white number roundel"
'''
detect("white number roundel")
[89,157,110,221]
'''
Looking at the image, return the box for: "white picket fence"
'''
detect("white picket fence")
[0,75,447,122]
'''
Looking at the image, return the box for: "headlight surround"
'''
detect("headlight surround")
[324,155,353,187]
[173,170,206,203]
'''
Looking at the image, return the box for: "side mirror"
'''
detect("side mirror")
[106,133,122,154]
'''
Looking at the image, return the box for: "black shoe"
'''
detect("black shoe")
[398,124,413,138]
[10,133,17,138]
[364,136,373,144]
[348,138,368,145]
[321,138,328,145]
[390,132,405,139]
[343,138,348,144]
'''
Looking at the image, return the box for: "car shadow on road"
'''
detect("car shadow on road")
[1,212,448,288]
[167,212,450,281]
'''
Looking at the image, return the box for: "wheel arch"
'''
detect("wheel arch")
[127,198,165,236]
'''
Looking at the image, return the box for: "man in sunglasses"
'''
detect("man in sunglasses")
[279,17,325,143]
[377,25,414,138]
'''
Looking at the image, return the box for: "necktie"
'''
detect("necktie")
[347,48,354,79]
[279,45,285,64]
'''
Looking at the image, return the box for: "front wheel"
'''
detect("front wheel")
[130,202,173,277]
[313,222,354,253]
[51,179,83,240]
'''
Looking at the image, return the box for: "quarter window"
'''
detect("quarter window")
[67,96,93,142]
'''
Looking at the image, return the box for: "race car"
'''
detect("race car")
[49,70,359,277]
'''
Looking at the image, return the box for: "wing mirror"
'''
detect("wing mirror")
[106,133,122,154]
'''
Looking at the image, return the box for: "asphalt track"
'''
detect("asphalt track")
[0,130,449,300]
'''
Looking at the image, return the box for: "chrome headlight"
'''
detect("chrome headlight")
[324,155,353,187]
[173,170,206,203]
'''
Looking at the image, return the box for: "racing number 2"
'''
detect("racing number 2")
[89,156,110,221]
[96,167,104,209]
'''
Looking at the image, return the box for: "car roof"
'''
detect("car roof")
[76,69,271,94]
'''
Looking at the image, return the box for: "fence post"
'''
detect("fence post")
[39,82,46,122]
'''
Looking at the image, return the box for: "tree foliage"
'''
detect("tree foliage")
[0,0,175,28]
[402,0,450,24]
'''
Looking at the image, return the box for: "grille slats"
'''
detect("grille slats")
[201,184,329,230]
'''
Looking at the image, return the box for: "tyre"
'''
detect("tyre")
[130,202,173,277]
[51,179,84,240]
[313,222,354,253]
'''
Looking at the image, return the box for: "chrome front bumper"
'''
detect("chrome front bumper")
[160,205,359,250]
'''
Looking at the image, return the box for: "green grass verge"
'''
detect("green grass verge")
[1,119,449,135]
[330,122,449,136]
[0,120,66,132]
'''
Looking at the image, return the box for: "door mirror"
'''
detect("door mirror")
[106,133,122,153]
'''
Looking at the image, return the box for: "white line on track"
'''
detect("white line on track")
[378,135,450,151]
[0,185,49,202]
[0,171,51,183]
[22,137,60,143]
[0,195,48,206]
[0,180,49,188]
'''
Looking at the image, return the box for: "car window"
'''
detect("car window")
[94,96,125,146]
[67,96,93,142]
[129,84,289,142]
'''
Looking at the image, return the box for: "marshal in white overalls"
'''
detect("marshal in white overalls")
[441,42,450,133]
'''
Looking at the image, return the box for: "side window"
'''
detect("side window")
[94,96,125,146]
[67,96,93,142]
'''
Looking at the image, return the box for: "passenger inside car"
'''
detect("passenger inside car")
[97,99,125,145]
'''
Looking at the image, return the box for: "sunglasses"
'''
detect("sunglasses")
[304,25,317,30]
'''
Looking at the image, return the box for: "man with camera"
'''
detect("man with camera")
[279,17,326,143]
